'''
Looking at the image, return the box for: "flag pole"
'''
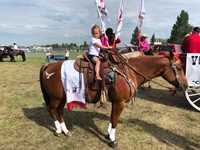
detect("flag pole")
[138,0,145,31]
[115,0,124,39]
[95,0,106,33]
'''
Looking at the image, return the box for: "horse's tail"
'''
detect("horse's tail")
[40,64,50,106]
[21,51,26,61]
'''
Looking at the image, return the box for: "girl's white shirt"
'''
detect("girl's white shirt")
[88,37,102,56]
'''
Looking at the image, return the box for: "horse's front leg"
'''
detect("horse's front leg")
[107,100,125,148]
[9,55,15,62]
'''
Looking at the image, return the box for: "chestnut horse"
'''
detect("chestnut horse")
[39,52,187,147]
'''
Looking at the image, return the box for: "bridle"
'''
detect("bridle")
[165,59,184,90]
[108,50,183,91]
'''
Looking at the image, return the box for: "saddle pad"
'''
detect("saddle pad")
[61,60,86,111]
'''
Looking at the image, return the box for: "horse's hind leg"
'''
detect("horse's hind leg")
[48,99,62,135]
[57,99,71,136]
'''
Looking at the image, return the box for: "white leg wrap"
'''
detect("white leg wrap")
[60,122,69,134]
[54,120,62,134]
[107,123,112,134]
[109,128,116,142]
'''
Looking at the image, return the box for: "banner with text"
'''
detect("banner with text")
[186,53,200,87]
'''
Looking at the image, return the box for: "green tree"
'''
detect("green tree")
[130,26,139,45]
[168,10,193,44]
[150,33,155,45]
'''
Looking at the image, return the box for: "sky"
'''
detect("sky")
[0,0,199,45]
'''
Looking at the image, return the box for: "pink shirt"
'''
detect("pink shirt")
[139,40,150,52]
[137,31,150,52]
[101,35,109,47]
[101,34,121,48]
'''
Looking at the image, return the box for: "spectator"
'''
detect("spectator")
[182,27,200,53]
[137,32,150,55]
[46,50,52,62]
[65,49,70,60]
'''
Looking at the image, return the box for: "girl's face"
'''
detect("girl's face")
[92,28,101,39]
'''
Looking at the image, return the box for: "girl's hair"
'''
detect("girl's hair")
[106,28,115,46]
[91,24,101,35]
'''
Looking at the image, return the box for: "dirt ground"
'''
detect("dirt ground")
[0,53,199,150]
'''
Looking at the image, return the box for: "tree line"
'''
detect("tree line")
[43,41,88,51]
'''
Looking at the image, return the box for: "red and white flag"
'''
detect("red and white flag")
[96,0,108,33]
[138,0,146,29]
[115,0,124,39]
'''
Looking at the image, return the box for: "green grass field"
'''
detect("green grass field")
[0,53,199,150]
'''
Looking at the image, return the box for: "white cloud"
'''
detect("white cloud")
[0,0,199,45]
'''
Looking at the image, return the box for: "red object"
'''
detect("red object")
[112,38,121,48]
[67,101,87,112]
[182,32,200,53]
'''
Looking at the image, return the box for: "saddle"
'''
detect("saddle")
[74,53,113,90]
[74,57,110,73]
[74,50,122,72]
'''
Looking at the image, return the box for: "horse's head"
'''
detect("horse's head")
[162,52,188,91]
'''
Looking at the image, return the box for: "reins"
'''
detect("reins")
[108,50,179,91]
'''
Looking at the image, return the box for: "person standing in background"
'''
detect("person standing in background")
[46,50,52,62]
[65,48,70,60]
[137,31,150,55]
[182,27,200,53]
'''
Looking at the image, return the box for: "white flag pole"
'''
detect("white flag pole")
[95,1,103,27]
[138,0,145,31]
[115,0,124,39]
[95,0,107,33]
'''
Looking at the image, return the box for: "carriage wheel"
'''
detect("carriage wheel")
[185,87,200,111]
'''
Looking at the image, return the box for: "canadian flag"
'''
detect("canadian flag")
[115,0,124,39]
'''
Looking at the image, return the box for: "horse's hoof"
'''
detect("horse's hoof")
[64,131,72,137]
[109,141,118,148]
[105,134,110,140]
[54,132,61,137]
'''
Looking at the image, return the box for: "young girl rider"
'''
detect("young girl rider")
[88,25,111,80]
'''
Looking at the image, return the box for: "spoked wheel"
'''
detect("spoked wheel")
[185,87,200,111]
